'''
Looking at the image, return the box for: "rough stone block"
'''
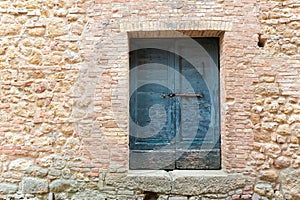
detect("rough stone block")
[21,177,48,194]
[9,158,33,171]
[277,124,291,135]
[0,183,18,194]
[49,179,78,193]
[114,171,172,193]
[0,24,22,36]
[47,18,67,37]
[274,156,291,169]
[170,173,246,195]
[254,182,273,196]
[28,27,46,36]
[259,170,278,182]
[25,166,48,178]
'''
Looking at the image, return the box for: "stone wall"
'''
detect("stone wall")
[249,1,300,199]
[0,0,299,199]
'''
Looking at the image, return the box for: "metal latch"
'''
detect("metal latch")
[168,93,203,98]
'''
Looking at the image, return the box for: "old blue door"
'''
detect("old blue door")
[129,38,220,170]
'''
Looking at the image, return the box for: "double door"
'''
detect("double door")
[129,38,220,170]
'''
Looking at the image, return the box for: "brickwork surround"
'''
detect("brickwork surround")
[0,0,299,199]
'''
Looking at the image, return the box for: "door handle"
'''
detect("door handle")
[168,93,203,98]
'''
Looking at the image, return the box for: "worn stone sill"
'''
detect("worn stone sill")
[122,170,247,195]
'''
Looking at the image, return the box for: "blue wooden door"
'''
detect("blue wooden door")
[129,38,220,170]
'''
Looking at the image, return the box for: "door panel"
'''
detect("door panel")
[129,38,220,170]
[130,47,175,149]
